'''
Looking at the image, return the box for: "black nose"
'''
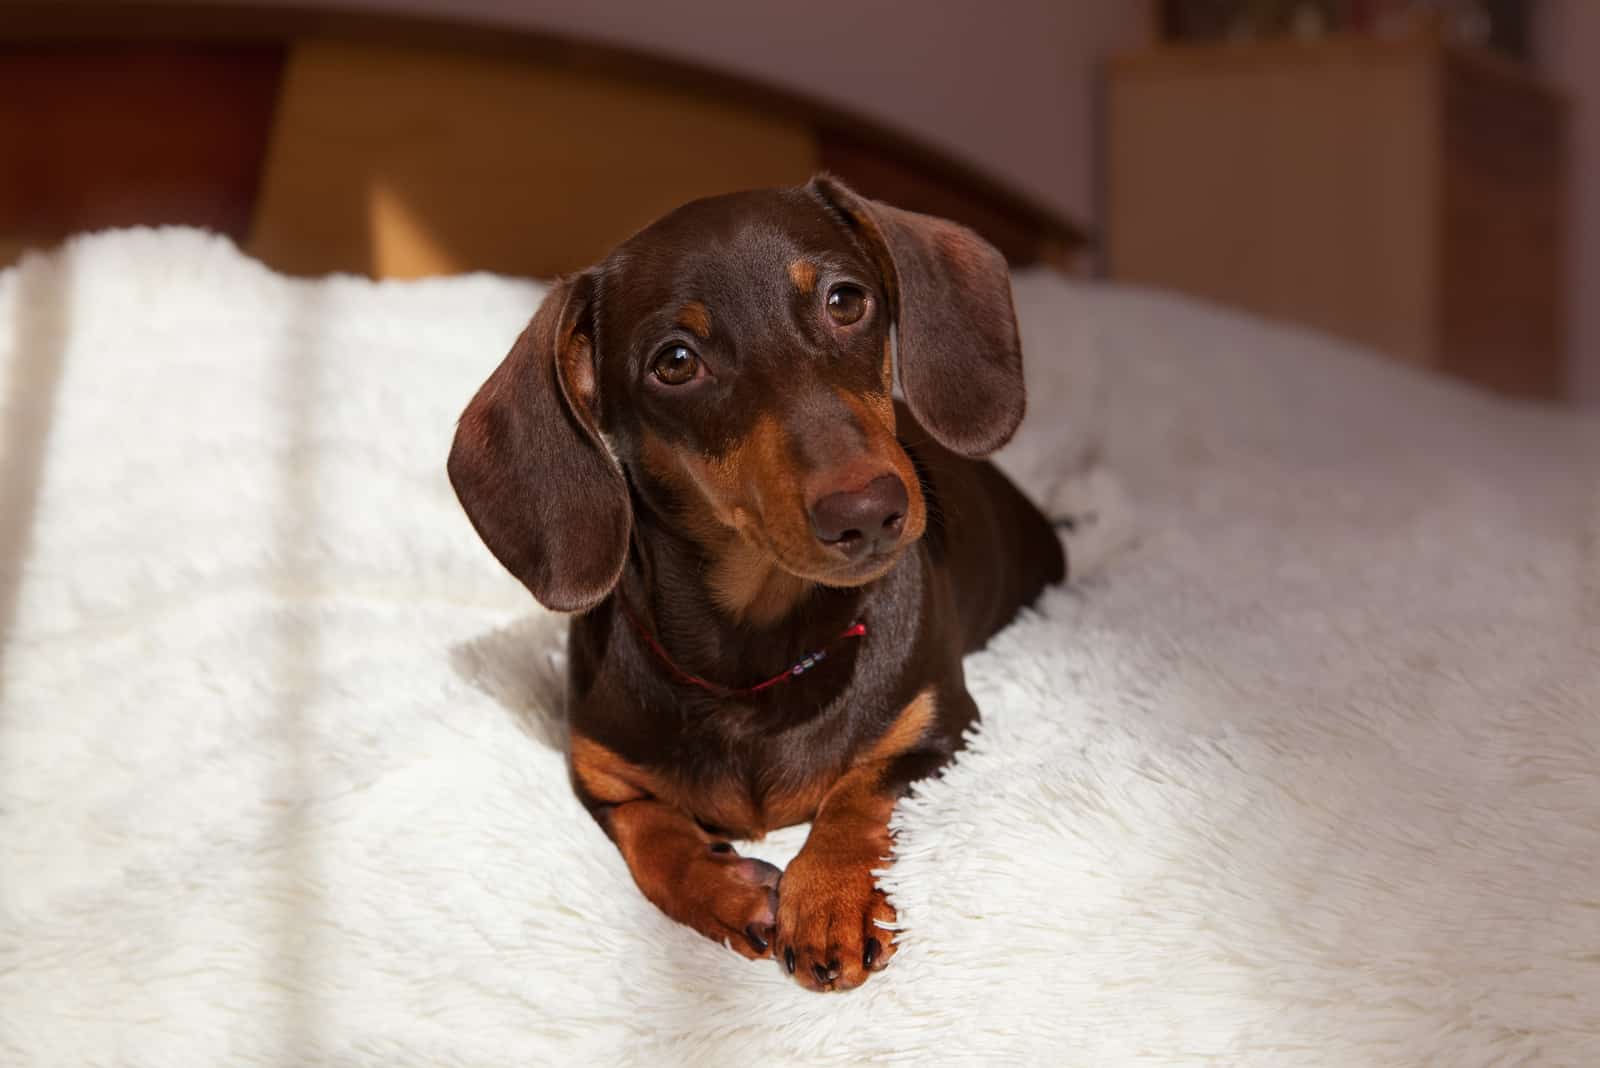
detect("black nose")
[809,474,908,558]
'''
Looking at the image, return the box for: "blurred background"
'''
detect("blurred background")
[2,0,1593,403]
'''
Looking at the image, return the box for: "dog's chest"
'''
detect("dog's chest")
[670,731,843,840]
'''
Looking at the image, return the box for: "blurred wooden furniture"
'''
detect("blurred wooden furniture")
[0,43,283,266]
[1108,32,1569,398]
[248,39,814,280]
[1,4,1086,279]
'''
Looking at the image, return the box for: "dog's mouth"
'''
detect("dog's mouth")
[740,509,923,589]
[764,543,905,588]
[816,549,904,588]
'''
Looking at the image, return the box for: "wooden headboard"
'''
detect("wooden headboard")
[1,3,1089,279]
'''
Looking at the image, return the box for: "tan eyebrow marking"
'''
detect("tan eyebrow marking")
[788,260,818,296]
[677,302,712,339]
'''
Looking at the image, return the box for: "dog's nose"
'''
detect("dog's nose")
[809,474,908,558]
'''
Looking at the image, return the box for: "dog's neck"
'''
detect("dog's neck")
[621,504,867,688]
[627,506,820,624]
[700,536,815,628]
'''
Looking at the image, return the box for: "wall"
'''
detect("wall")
[1534,0,1600,406]
[240,0,1150,230]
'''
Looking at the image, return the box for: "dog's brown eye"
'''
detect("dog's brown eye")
[651,344,700,386]
[826,284,868,326]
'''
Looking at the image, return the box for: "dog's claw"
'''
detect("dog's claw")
[784,946,796,974]
[745,924,769,953]
[864,937,880,969]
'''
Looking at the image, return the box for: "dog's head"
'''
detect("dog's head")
[448,176,1024,615]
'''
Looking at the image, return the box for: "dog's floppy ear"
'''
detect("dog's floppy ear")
[448,273,630,613]
[809,174,1024,456]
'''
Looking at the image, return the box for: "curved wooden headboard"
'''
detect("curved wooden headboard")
[2,3,1089,279]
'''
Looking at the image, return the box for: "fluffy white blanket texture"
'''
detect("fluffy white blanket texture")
[2,229,1599,1067]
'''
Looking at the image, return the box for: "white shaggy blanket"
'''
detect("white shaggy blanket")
[3,230,1599,1067]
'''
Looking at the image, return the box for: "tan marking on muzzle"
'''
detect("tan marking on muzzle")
[640,421,816,625]
[834,388,926,547]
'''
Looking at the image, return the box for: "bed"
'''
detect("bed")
[2,224,1598,1065]
[5,5,1600,1064]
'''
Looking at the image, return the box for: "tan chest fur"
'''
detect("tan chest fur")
[570,688,935,839]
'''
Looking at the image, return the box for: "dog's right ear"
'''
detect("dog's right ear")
[448,273,631,613]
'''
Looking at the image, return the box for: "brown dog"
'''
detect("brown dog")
[448,175,1065,992]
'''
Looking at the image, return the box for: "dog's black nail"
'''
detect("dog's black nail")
[826,958,840,978]
[864,937,880,968]
[710,842,733,854]
[812,962,830,985]
[784,947,796,974]
[745,925,768,953]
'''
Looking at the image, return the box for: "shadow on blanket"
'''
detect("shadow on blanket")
[450,612,571,752]
[272,287,332,1060]
[1,262,69,712]
[0,261,70,969]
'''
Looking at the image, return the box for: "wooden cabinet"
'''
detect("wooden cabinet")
[1108,34,1569,398]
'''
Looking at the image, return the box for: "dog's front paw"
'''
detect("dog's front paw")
[774,845,897,991]
[685,848,783,960]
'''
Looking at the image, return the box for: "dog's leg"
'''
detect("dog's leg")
[571,735,780,959]
[774,713,950,992]
[602,798,782,959]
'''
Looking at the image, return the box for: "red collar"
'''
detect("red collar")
[615,593,866,699]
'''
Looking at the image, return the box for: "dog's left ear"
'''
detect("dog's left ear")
[809,174,1024,456]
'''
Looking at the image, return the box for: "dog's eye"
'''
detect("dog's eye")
[826,284,868,326]
[650,344,701,386]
